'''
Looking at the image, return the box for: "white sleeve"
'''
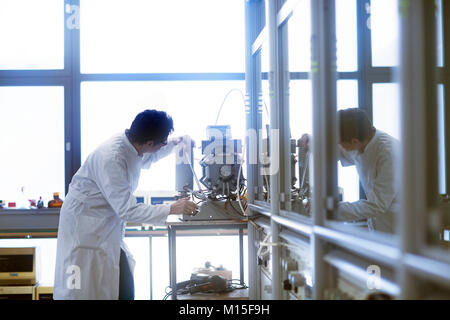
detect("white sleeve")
[141,140,177,169]
[95,156,170,224]
[333,153,398,221]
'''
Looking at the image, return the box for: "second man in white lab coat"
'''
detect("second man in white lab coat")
[299,108,400,233]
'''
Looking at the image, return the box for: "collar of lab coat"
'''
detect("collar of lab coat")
[122,130,141,158]
[359,129,380,160]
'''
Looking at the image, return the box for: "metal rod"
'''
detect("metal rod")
[310,0,338,300]
[265,0,282,300]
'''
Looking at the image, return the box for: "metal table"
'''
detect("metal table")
[166,217,247,300]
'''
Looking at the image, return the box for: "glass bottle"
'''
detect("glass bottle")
[48,192,63,208]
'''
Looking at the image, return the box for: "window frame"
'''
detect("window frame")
[0,0,246,194]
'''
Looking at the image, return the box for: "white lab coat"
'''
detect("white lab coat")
[54,132,176,300]
[335,129,400,233]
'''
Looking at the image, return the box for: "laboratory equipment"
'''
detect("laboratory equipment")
[176,125,246,221]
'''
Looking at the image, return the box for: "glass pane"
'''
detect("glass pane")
[0,87,65,206]
[288,0,311,72]
[0,0,64,70]
[289,80,312,214]
[80,0,245,73]
[372,83,401,140]
[289,80,313,139]
[124,237,150,300]
[337,80,359,202]
[336,0,358,71]
[81,81,246,192]
[370,0,400,67]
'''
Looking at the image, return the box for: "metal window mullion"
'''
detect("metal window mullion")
[310,0,338,300]
[245,0,265,299]
[398,0,438,299]
[265,0,282,300]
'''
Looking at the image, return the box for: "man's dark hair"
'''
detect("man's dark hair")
[338,108,373,143]
[127,109,174,145]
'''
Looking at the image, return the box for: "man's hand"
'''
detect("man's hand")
[169,197,198,215]
[171,135,196,148]
[297,133,311,151]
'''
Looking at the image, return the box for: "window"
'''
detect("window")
[0,0,64,70]
[288,0,311,72]
[81,81,246,192]
[289,80,312,139]
[336,0,358,71]
[0,86,65,205]
[370,0,400,67]
[372,83,401,140]
[80,0,245,73]
[337,80,359,202]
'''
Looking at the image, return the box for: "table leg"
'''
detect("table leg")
[168,226,177,300]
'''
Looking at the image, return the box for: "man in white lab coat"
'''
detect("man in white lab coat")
[299,108,400,233]
[54,109,198,300]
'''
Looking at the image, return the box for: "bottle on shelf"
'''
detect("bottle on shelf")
[48,192,63,208]
[37,197,44,209]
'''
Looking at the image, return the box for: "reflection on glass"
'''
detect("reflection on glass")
[333,105,400,234]
[288,0,311,72]
[81,81,246,192]
[337,81,359,202]
[289,80,313,214]
[0,0,64,69]
[289,80,313,139]
[260,37,272,203]
[373,83,401,140]
[80,0,245,73]
[0,87,65,205]
[336,0,358,71]
[371,0,400,67]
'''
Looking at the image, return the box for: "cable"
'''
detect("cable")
[264,174,270,202]
[214,88,246,125]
